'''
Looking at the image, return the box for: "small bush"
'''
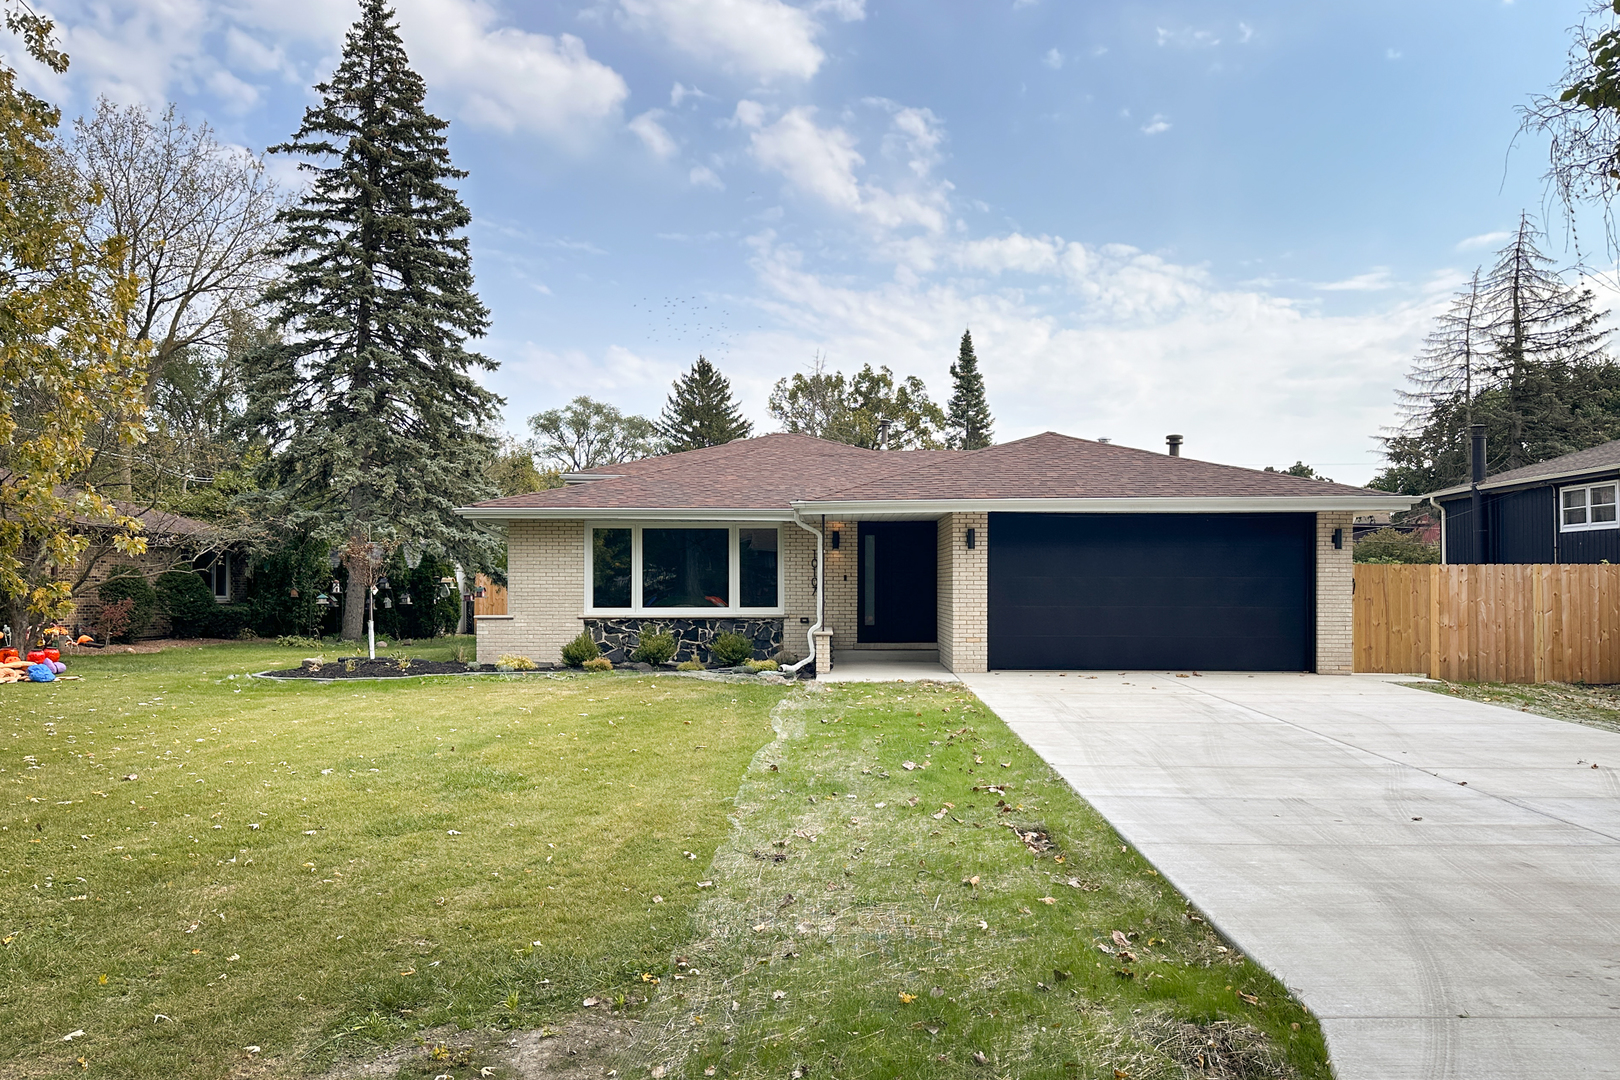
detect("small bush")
[97,573,156,642]
[677,659,705,671]
[631,623,678,665]
[498,653,537,671]
[709,631,754,666]
[96,597,136,644]
[1353,527,1440,565]
[744,658,780,672]
[582,657,613,672]
[561,631,601,668]
[276,635,325,649]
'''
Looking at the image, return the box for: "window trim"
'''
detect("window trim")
[1560,482,1620,533]
[197,551,231,603]
[582,522,785,616]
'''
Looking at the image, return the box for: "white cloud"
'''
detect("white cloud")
[1316,268,1394,292]
[748,106,949,233]
[736,232,1441,485]
[1386,47,1403,60]
[1156,25,1221,48]
[1043,47,1064,69]
[1238,21,1254,43]
[629,109,679,157]
[1141,114,1171,136]
[733,98,770,128]
[7,0,628,141]
[810,0,866,20]
[670,81,712,106]
[392,0,628,138]
[1457,231,1510,251]
[690,164,725,189]
[616,0,825,81]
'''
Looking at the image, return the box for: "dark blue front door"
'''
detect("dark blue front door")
[857,520,938,643]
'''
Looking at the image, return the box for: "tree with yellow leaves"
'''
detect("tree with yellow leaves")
[0,2,147,646]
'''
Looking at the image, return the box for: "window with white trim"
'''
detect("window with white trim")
[585,524,783,614]
[1560,483,1620,531]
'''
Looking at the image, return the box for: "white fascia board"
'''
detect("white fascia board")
[791,495,1419,515]
[455,506,796,522]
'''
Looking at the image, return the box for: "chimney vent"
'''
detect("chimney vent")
[876,418,893,450]
[1166,434,1184,457]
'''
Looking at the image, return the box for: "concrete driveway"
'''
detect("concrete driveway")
[961,671,1620,1080]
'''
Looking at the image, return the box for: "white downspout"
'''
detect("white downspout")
[784,511,824,676]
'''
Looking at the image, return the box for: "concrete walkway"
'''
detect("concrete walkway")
[961,671,1620,1080]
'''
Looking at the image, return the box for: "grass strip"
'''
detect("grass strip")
[609,680,1331,1079]
[1407,678,1620,733]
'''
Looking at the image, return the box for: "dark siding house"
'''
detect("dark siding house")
[1428,440,1620,564]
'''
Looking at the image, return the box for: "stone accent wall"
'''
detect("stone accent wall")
[476,519,585,665]
[1316,510,1354,675]
[585,618,783,663]
[938,512,989,673]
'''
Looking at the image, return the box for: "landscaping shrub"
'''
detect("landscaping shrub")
[275,635,324,649]
[582,657,612,672]
[677,659,705,671]
[561,631,600,667]
[97,573,156,642]
[497,653,537,671]
[1354,527,1440,564]
[631,623,677,665]
[95,597,136,644]
[744,658,780,672]
[709,631,754,666]
[156,570,219,637]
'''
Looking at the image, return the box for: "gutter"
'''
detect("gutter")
[782,510,824,677]
[1424,461,1620,501]
[791,494,1418,516]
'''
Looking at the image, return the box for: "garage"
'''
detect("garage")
[987,512,1316,671]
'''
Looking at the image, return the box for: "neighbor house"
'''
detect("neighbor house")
[455,432,1413,675]
[1427,437,1620,564]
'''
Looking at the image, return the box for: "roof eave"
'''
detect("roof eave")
[792,495,1419,514]
[455,506,798,522]
[1427,460,1620,500]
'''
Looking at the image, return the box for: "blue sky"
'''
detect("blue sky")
[11,0,1599,482]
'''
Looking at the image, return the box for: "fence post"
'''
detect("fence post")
[1427,565,1441,680]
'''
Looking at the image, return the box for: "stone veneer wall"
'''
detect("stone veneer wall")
[475,519,585,666]
[937,511,988,673]
[585,618,782,663]
[1315,510,1354,675]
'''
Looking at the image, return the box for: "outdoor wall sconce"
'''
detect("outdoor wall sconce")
[830,529,841,549]
[1332,528,1344,549]
[966,527,976,549]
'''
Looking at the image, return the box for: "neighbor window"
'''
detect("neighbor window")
[584,525,783,613]
[196,552,230,602]
[1561,483,1620,532]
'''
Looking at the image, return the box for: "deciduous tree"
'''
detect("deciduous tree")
[528,397,660,472]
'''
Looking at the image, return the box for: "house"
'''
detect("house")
[455,432,1413,675]
[1426,437,1620,564]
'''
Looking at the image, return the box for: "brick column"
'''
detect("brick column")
[1315,511,1354,675]
[938,512,988,673]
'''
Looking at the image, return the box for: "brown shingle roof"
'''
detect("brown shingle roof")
[1426,438,1620,498]
[460,431,1402,516]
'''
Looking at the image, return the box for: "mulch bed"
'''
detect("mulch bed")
[262,658,499,680]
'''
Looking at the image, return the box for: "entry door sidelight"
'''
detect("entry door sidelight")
[856,520,939,643]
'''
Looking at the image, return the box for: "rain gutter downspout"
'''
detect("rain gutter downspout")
[783,511,824,676]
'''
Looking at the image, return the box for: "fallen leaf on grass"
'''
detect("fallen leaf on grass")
[963,875,980,888]
[1112,930,1132,949]
[898,992,916,1003]
[1237,990,1260,1005]
[582,997,600,1007]
[902,761,917,771]
[62,1030,85,1041]
[772,990,786,1000]
[972,1050,988,1065]
[1037,896,1056,905]
[399,969,415,976]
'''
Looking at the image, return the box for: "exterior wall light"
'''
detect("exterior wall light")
[830,529,841,550]
[1332,528,1344,550]
[966,527,976,549]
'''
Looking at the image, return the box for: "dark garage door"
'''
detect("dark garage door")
[988,513,1315,671]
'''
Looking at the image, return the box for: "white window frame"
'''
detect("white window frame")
[583,523,785,616]
[1560,482,1620,533]
[198,552,231,603]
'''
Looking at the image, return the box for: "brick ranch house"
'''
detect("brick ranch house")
[456,432,1413,675]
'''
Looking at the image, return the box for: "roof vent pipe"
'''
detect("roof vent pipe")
[1166,434,1183,457]
[875,418,892,450]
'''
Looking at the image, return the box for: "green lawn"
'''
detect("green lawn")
[1408,678,1620,734]
[0,642,783,1078]
[2,644,1329,1080]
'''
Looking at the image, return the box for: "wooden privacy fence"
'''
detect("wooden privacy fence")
[473,573,507,617]
[1353,563,1620,683]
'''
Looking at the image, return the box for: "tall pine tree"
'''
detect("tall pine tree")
[243,0,500,640]
[658,355,752,451]
[945,329,993,450]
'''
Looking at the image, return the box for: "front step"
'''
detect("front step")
[833,647,939,664]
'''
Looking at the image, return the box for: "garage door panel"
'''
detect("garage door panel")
[988,513,1314,671]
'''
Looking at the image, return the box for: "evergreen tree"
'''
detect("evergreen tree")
[657,355,752,451]
[242,0,500,641]
[1374,216,1620,494]
[945,329,993,450]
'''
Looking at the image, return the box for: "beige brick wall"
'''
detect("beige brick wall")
[476,519,586,665]
[1316,511,1354,675]
[780,521,818,663]
[937,512,988,673]
[822,520,858,655]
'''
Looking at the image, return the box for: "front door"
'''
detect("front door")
[856,520,938,643]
